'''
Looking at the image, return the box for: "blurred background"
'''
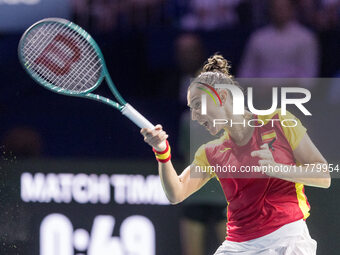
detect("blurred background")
[0,0,339,254]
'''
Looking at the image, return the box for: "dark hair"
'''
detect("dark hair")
[189,54,242,95]
[202,54,233,77]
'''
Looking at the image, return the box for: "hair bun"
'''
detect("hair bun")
[203,54,232,77]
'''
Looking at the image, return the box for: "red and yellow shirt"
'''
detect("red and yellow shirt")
[192,110,310,242]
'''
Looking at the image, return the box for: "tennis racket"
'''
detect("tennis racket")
[18,17,155,130]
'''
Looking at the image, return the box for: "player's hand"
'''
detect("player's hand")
[251,143,277,175]
[140,124,168,151]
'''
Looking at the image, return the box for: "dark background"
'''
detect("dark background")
[0,0,340,254]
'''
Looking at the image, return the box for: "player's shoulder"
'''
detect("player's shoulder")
[195,130,229,154]
[206,130,229,148]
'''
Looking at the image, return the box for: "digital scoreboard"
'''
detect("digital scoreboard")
[2,159,182,255]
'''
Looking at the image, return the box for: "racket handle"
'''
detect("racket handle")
[121,103,155,129]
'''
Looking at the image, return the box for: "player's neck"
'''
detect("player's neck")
[227,112,255,146]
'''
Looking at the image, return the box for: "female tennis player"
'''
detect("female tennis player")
[141,54,331,255]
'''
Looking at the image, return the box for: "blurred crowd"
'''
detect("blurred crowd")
[72,0,340,32]
[71,0,340,98]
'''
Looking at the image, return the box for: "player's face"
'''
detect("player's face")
[187,86,229,136]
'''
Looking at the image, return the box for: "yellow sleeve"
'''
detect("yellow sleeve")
[279,111,307,150]
[192,144,215,178]
[192,144,209,167]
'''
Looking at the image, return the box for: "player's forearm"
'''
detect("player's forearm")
[158,161,183,204]
[266,163,331,188]
[140,126,184,203]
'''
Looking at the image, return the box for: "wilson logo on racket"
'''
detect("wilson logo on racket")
[34,34,81,75]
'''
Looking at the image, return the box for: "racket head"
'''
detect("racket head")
[18,18,106,96]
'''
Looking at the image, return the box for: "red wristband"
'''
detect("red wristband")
[152,140,171,163]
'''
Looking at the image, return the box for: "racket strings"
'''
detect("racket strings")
[24,24,68,73]
[69,60,102,91]
[23,23,77,86]
[41,25,99,91]
[23,23,55,57]
[24,24,60,83]
[51,26,95,89]
[25,24,75,87]
[44,26,95,90]
[61,39,101,91]
[21,22,102,93]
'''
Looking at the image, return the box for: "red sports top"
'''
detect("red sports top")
[192,110,310,242]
